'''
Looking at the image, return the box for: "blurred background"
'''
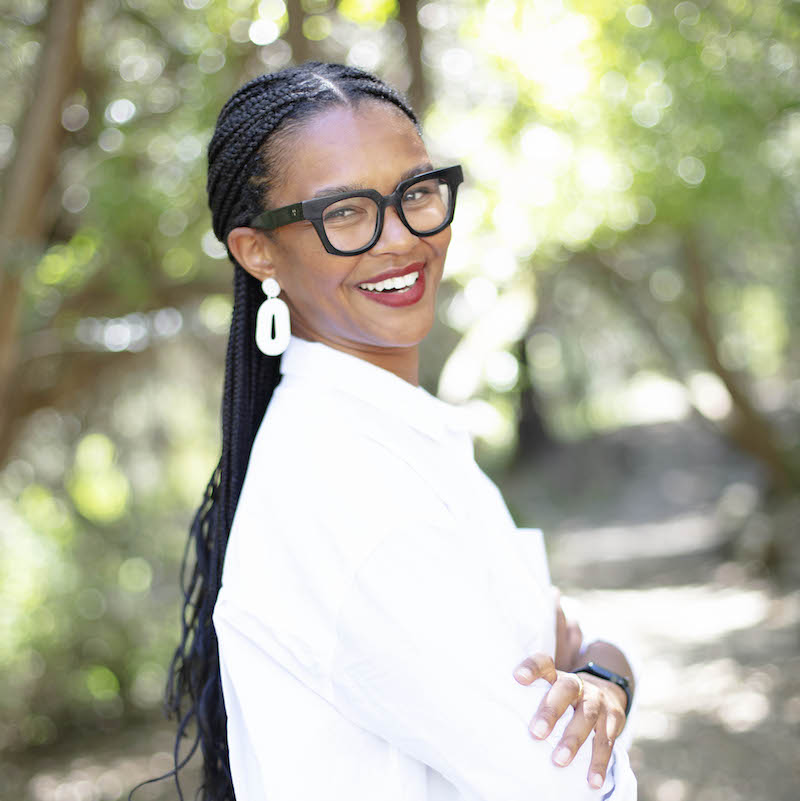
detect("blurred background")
[1,0,798,799]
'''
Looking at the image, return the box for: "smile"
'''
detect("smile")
[356,265,427,308]
[358,271,420,293]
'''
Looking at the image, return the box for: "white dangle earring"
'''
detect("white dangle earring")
[255,277,291,356]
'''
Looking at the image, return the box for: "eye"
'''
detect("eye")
[322,196,375,226]
[324,206,357,221]
[403,180,438,204]
[322,205,367,225]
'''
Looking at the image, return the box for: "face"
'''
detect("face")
[242,103,451,369]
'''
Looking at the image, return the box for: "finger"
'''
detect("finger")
[555,593,566,627]
[549,693,601,767]
[513,652,557,685]
[583,674,627,736]
[553,589,566,641]
[605,706,626,741]
[567,620,583,656]
[587,712,615,789]
[529,672,583,740]
[554,603,570,668]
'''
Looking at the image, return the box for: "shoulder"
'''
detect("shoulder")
[250,374,414,491]
[227,376,456,588]
[251,372,454,504]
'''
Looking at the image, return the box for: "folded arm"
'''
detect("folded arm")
[330,526,637,801]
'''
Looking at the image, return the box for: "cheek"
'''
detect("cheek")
[428,227,452,265]
[276,246,355,307]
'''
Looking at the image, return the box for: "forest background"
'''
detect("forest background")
[1,0,799,800]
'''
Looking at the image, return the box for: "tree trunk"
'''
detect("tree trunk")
[683,234,798,493]
[396,0,428,115]
[0,0,85,459]
[285,0,312,65]
[513,333,555,462]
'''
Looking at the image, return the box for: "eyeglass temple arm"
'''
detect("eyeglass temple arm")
[250,202,305,231]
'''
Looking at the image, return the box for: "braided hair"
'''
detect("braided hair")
[166,62,417,801]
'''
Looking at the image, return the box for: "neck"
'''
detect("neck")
[291,330,420,386]
[349,344,420,386]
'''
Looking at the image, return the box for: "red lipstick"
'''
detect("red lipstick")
[356,262,426,308]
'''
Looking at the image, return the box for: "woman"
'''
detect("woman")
[169,62,638,801]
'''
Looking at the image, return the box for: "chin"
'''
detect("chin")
[378,315,435,349]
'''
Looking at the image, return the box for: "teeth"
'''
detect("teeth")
[359,271,419,292]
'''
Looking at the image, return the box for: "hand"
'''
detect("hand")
[513,653,628,790]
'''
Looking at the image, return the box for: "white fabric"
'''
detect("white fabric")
[214,336,637,801]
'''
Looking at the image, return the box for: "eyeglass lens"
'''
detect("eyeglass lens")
[321,175,452,253]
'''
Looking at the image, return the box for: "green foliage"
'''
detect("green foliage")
[424,0,799,462]
[338,0,397,26]
[0,342,222,750]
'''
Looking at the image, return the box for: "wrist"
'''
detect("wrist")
[579,640,636,696]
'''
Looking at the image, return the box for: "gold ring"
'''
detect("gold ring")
[574,675,585,706]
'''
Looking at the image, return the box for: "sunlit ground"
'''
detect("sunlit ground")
[17,726,201,801]
[572,579,800,801]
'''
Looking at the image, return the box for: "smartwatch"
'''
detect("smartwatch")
[575,662,632,717]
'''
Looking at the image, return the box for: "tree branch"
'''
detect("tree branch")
[285,0,311,64]
[0,348,141,468]
[683,233,797,493]
[0,0,85,458]
[397,0,428,114]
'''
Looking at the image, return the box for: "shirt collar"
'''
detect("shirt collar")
[279,336,468,444]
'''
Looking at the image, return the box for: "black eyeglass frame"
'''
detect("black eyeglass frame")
[249,165,464,256]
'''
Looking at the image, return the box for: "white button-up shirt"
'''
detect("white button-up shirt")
[214,337,637,801]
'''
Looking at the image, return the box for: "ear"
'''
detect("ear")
[227,227,276,282]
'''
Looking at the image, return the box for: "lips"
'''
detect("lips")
[359,262,424,286]
[356,262,426,307]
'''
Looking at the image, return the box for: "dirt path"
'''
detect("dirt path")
[559,531,800,801]
[511,420,800,801]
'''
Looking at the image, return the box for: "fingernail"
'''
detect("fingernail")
[514,666,534,682]
[553,746,571,766]
[590,773,604,789]
[530,718,549,739]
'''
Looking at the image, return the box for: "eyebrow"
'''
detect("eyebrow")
[311,162,435,199]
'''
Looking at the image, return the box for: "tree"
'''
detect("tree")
[425,0,800,493]
[0,0,86,463]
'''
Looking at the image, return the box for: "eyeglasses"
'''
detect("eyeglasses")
[249,165,464,256]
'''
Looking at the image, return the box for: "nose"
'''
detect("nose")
[371,204,418,255]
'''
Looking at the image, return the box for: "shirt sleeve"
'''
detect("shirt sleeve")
[330,524,637,801]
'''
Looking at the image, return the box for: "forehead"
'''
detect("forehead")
[276,102,429,200]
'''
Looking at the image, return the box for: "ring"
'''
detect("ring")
[574,675,585,706]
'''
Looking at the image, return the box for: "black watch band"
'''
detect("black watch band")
[575,662,632,717]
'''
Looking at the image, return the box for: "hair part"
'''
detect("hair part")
[253,95,420,215]
[164,62,417,801]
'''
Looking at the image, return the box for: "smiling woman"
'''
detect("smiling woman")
[226,102,456,380]
[164,62,639,801]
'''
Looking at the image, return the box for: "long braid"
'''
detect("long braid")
[165,62,417,801]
